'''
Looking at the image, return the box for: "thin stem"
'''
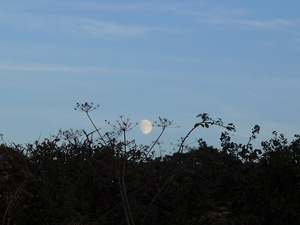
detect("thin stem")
[144,126,166,159]
[141,125,199,224]
[121,129,135,225]
[2,180,27,225]
[177,125,198,154]
[86,112,107,146]
[142,174,175,225]
[117,169,131,225]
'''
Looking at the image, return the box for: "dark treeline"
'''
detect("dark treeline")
[0,113,300,225]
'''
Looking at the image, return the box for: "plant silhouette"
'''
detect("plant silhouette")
[0,103,299,225]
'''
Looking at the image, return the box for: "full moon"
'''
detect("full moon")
[139,119,153,134]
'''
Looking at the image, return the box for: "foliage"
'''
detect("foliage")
[1,107,299,225]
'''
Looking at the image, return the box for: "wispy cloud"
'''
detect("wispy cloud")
[0,62,173,77]
[66,2,141,11]
[0,2,296,39]
[209,18,292,29]
[0,2,185,38]
[0,62,132,74]
[81,21,149,37]
[0,12,150,37]
[162,4,294,30]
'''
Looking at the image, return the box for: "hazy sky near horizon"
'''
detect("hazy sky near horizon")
[1,1,299,149]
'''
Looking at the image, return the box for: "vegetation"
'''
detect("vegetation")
[1,103,299,225]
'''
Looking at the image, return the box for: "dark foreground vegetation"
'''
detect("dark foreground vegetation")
[1,107,299,225]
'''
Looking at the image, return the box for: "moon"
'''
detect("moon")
[139,119,153,134]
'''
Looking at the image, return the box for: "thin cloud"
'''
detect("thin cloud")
[0,12,147,37]
[81,21,149,37]
[66,2,140,11]
[0,2,295,31]
[162,4,294,30]
[0,10,183,38]
[210,18,292,29]
[81,19,186,37]
[0,62,130,74]
[0,62,170,76]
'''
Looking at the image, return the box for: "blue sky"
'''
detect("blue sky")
[1,1,299,150]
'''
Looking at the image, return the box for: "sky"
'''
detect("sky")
[1,1,300,151]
